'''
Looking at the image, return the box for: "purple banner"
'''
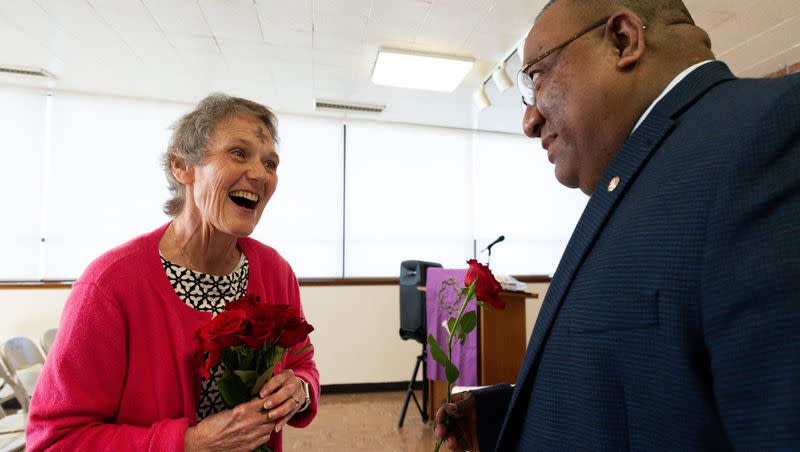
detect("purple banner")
[425,268,478,386]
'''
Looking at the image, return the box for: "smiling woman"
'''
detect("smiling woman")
[25,93,319,452]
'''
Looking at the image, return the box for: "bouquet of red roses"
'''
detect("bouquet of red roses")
[429,259,504,452]
[195,295,314,413]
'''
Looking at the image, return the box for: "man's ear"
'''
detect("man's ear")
[171,157,194,185]
[605,11,646,69]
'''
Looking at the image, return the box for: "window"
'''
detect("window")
[472,131,587,275]
[0,86,47,280]
[250,114,343,277]
[345,121,474,276]
[43,92,185,279]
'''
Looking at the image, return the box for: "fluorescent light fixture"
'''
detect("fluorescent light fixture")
[372,48,473,92]
[473,85,491,109]
[492,65,513,92]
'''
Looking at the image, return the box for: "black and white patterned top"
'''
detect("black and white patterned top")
[161,252,249,421]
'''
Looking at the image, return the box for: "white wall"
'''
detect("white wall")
[0,283,548,385]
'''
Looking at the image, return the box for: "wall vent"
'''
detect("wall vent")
[0,65,53,78]
[315,99,384,113]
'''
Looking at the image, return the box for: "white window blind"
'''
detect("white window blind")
[344,121,474,276]
[0,86,47,280]
[472,131,587,275]
[43,92,186,279]
[250,114,344,278]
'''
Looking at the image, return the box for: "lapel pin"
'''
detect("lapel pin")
[607,176,621,192]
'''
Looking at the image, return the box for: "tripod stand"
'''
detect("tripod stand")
[398,340,428,427]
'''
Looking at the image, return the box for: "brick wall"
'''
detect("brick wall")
[765,62,800,78]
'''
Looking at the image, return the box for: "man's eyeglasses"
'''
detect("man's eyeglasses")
[517,17,611,108]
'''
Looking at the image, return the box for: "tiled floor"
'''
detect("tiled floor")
[283,391,435,452]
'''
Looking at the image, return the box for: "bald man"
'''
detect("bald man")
[435,0,800,450]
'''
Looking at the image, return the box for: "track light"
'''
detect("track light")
[473,85,491,109]
[492,65,513,92]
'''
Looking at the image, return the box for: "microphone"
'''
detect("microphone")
[482,235,505,252]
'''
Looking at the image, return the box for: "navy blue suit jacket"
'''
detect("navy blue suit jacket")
[474,62,800,451]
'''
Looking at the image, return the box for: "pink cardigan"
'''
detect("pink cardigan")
[27,223,319,452]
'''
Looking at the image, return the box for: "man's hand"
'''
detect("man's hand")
[434,391,479,451]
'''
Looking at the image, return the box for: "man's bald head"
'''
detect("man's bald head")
[540,0,694,26]
[522,0,715,194]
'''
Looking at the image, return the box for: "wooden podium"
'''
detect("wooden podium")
[426,290,537,418]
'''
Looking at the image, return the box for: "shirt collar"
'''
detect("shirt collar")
[631,60,714,135]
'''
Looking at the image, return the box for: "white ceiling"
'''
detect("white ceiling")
[0,0,798,134]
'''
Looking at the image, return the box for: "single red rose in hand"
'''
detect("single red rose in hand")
[277,312,314,348]
[464,259,505,310]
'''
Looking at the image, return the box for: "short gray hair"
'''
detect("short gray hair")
[162,93,278,217]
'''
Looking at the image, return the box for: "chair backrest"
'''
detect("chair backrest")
[0,359,29,413]
[40,328,58,355]
[1,337,44,372]
[1,337,45,399]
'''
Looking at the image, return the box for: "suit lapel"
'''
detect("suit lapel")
[493,61,736,449]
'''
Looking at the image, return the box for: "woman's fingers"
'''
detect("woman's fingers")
[259,369,295,398]
[249,431,273,451]
[267,393,300,422]
[262,373,301,410]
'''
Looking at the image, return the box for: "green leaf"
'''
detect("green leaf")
[251,369,273,397]
[459,311,477,335]
[427,334,448,366]
[251,347,287,396]
[286,344,312,354]
[446,317,457,335]
[445,361,460,385]
[216,373,250,408]
[233,369,258,387]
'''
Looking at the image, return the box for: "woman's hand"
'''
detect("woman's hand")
[259,369,307,433]
[184,396,276,452]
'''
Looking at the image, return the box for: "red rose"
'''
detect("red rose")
[223,294,262,315]
[464,259,505,310]
[241,304,290,349]
[196,309,248,378]
[277,311,314,348]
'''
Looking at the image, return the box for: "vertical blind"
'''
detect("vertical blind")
[0,85,587,280]
[250,114,344,278]
[345,121,474,276]
[0,86,47,279]
[472,131,587,275]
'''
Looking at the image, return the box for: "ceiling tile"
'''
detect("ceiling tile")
[261,27,312,49]
[314,0,373,19]
[256,0,312,32]
[314,31,363,53]
[89,2,160,34]
[313,11,368,34]
[369,0,431,29]
[198,0,261,41]
[167,34,220,53]
[141,0,210,36]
